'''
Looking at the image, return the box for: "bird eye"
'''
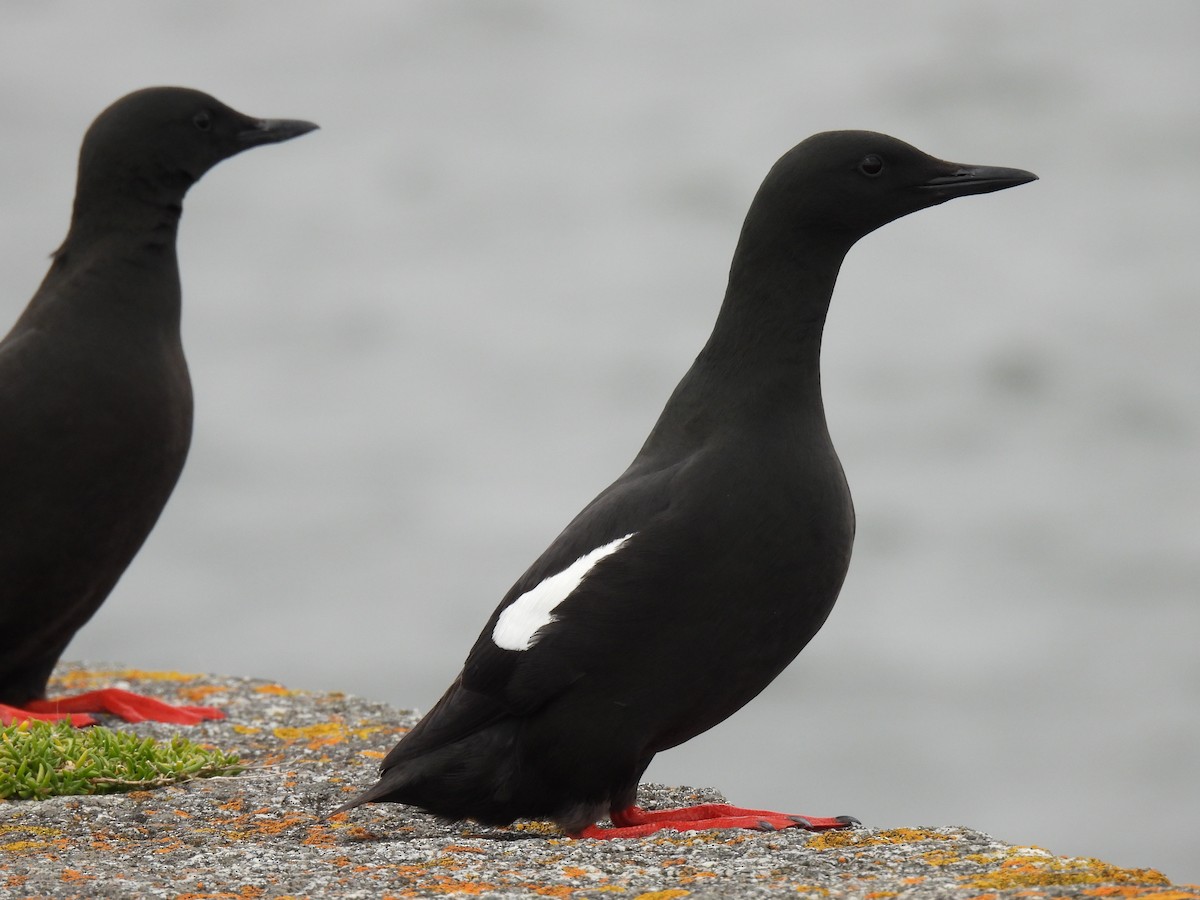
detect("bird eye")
[192,111,212,132]
[858,155,884,177]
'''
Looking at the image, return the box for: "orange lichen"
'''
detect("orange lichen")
[247,812,310,837]
[178,685,227,703]
[176,888,268,900]
[60,868,95,883]
[633,891,690,900]
[302,827,337,849]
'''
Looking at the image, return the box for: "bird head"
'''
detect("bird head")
[748,130,1037,248]
[74,86,318,203]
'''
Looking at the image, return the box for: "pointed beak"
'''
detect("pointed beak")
[237,117,320,147]
[919,162,1038,200]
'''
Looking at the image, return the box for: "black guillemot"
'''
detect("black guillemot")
[337,131,1036,837]
[0,88,317,727]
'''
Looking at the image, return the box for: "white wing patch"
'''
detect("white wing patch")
[491,532,636,652]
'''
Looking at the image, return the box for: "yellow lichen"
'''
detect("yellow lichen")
[922,849,967,866]
[1083,890,1200,899]
[964,849,1170,892]
[271,721,384,749]
[0,824,63,838]
[50,669,202,691]
[510,820,561,836]
[254,684,299,696]
[807,827,956,852]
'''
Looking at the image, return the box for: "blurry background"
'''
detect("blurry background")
[1,0,1197,884]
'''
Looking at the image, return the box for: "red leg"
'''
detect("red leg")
[22,689,223,725]
[0,703,96,727]
[573,804,858,839]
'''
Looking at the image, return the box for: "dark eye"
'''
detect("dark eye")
[193,111,212,132]
[858,154,884,177]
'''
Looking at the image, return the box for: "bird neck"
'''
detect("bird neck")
[58,182,187,259]
[635,227,853,463]
[26,191,186,337]
[703,227,849,375]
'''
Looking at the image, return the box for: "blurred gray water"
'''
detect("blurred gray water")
[1,0,1197,884]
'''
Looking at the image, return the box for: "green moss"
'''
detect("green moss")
[0,720,242,800]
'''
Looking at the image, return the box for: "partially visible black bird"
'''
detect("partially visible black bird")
[0,88,317,727]
[337,131,1036,837]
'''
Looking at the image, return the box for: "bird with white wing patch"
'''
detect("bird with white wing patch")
[335,130,1036,838]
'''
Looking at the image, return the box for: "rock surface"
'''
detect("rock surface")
[0,665,1193,899]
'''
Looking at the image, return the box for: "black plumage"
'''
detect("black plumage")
[0,87,316,726]
[338,131,1036,836]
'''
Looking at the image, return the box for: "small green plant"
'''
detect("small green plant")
[0,720,243,800]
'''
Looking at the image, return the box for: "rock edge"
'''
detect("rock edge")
[0,665,1193,899]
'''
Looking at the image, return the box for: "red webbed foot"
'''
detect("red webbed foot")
[0,703,97,727]
[21,688,223,725]
[573,804,859,839]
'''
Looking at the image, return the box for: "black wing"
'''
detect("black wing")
[382,458,685,767]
